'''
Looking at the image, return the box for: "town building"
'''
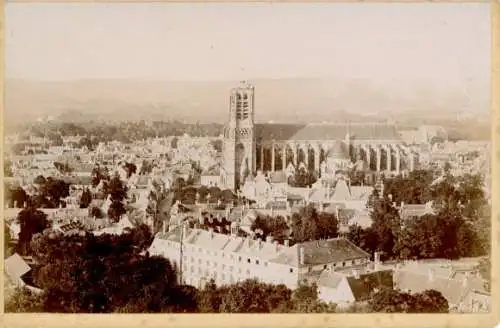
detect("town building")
[148,224,371,292]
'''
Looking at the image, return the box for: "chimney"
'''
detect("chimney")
[462,276,469,288]
[284,239,290,247]
[266,235,274,243]
[273,240,279,252]
[162,221,167,234]
[428,268,435,282]
[374,252,381,270]
[400,201,404,208]
[183,222,189,237]
[299,247,305,266]
[13,200,18,208]
[208,227,214,239]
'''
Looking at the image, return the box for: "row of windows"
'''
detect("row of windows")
[182,254,270,268]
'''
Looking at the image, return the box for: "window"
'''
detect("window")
[352,260,355,265]
[342,262,346,267]
[264,262,268,267]
[247,258,251,264]
[323,265,327,269]
[289,268,294,273]
[256,260,260,265]
[239,256,242,262]
[308,267,312,273]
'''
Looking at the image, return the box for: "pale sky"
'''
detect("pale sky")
[5,3,491,89]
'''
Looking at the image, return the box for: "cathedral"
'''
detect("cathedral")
[222,81,418,191]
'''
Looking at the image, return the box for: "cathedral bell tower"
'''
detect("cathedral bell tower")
[223,81,256,191]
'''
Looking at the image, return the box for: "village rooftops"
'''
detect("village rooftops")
[393,269,485,307]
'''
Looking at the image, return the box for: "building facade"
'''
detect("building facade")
[148,225,371,291]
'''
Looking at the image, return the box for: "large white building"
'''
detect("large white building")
[148,224,371,291]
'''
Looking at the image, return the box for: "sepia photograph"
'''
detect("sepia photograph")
[2,1,495,319]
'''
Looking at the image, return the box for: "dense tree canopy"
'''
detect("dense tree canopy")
[29,177,71,209]
[289,168,317,188]
[196,279,335,313]
[4,288,44,313]
[291,205,338,243]
[368,288,448,313]
[478,257,491,291]
[28,226,180,313]
[79,188,92,209]
[54,161,73,174]
[4,159,13,177]
[17,207,50,255]
[5,185,28,208]
[91,165,110,188]
[251,215,289,244]
[369,197,401,259]
[106,174,128,222]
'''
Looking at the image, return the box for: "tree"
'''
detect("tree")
[79,188,92,208]
[106,174,128,222]
[89,206,104,219]
[34,175,46,185]
[124,163,137,179]
[250,215,289,243]
[17,207,50,255]
[108,200,126,222]
[218,279,292,313]
[478,257,491,291]
[369,197,401,259]
[4,222,15,258]
[78,137,93,150]
[5,186,28,208]
[210,139,223,152]
[39,177,70,208]
[54,161,73,174]
[413,290,449,313]
[286,283,335,313]
[4,159,13,177]
[30,228,181,313]
[384,170,434,204]
[290,168,317,188]
[4,288,44,313]
[290,205,338,243]
[368,288,416,313]
[91,165,110,188]
[346,224,377,255]
[368,288,448,313]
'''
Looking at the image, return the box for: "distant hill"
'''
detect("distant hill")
[4,78,490,128]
